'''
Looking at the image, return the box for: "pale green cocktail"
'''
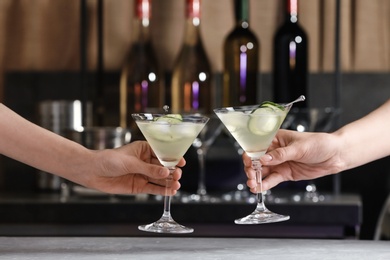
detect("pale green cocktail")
[136,120,205,167]
[214,96,304,224]
[216,108,287,159]
[132,113,209,233]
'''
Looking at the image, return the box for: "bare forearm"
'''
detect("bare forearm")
[0,104,95,182]
[334,99,390,171]
[0,103,185,196]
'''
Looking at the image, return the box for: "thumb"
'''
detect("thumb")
[260,146,297,166]
[130,159,170,179]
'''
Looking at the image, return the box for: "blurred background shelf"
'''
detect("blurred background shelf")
[0,192,361,239]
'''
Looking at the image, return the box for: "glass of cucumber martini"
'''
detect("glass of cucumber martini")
[214,96,305,224]
[132,108,209,233]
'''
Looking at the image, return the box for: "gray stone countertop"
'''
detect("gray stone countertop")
[0,237,389,260]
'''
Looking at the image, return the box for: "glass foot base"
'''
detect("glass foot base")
[235,209,290,224]
[138,218,194,234]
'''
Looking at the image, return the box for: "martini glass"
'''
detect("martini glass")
[132,113,209,233]
[214,96,304,224]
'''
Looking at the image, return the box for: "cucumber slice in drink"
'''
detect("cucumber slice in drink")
[248,107,281,135]
[155,114,183,124]
[257,101,286,112]
[248,101,285,135]
[146,114,183,141]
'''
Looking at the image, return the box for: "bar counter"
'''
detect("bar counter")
[1,237,389,259]
[0,192,361,239]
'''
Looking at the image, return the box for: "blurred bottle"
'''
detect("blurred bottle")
[171,0,212,114]
[120,0,164,129]
[223,0,259,107]
[272,0,308,108]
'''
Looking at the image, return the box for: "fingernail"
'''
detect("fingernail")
[262,154,273,162]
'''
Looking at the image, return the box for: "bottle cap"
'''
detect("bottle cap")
[135,0,151,20]
[186,0,201,19]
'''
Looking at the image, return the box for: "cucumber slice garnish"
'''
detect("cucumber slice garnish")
[257,101,286,112]
[146,114,183,141]
[248,101,287,135]
[248,108,281,135]
[155,114,183,124]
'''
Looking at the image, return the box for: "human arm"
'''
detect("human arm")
[244,99,390,192]
[0,103,184,195]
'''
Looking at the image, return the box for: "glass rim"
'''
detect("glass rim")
[213,102,294,112]
[131,113,209,123]
[213,105,259,113]
[213,106,291,114]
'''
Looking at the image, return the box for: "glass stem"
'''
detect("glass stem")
[162,167,175,220]
[252,159,266,211]
[235,141,248,192]
[196,148,207,196]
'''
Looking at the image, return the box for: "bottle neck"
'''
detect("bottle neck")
[133,0,151,42]
[286,0,299,23]
[234,0,250,28]
[183,0,202,45]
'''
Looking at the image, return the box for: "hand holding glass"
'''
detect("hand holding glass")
[132,113,209,233]
[214,96,304,224]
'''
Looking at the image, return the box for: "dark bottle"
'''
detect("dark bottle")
[223,0,259,107]
[171,0,212,114]
[273,0,308,107]
[119,0,164,128]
